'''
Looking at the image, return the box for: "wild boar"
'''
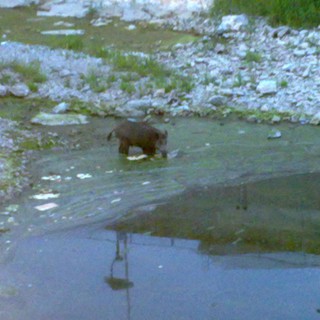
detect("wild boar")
[107,120,168,157]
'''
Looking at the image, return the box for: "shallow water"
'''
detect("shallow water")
[1,227,320,320]
[1,117,320,319]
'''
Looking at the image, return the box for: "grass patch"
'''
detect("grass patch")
[245,51,262,63]
[52,35,84,51]
[84,69,109,93]
[0,60,47,91]
[211,0,320,28]
[10,61,47,83]
[95,47,194,93]
[96,48,170,78]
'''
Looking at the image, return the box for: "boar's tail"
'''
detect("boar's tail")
[107,130,114,141]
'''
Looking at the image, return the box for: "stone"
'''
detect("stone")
[214,43,226,54]
[52,102,70,114]
[293,49,306,57]
[114,99,153,118]
[271,26,291,38]
[0,85,7,96]
[53,21,75,27]
[9,83,30,97]
[37,3,89,18]
[126,24,137,31]
[41,29,85,36]
[217,15,249,34]
[310,112,320,125]
[271,115,281,123]
[267,129,282,139]
[123,99,152,111]
[91,18,112,27]
[208,95,227,106]
[256,80,277,95]
[31,112,88,126]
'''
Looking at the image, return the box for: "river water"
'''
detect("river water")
[1,117,320,319]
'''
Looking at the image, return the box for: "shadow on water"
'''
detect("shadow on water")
[2,117,320,319]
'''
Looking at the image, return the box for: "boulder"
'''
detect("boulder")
[115,99,152,117]
[52,102,70,114]
[0,85,7,96]
[208,95,227,107]
[217,15,249,34]
[256,80,277,95]
[310,112,320,125]
[9,83,30,97]
[31,112,88,126]
[37,2,89,18]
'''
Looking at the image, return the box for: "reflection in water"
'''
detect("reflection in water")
[109,172,320,255]
[105,232,133,319]
[1,228,320,320]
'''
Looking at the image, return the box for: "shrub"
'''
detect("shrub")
[211,0,320,28]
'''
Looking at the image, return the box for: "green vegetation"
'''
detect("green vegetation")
[120,80,136,94]
[96,48,194,94]
[211,0,320,28]
[245,51,262,63]
[0,60,47,91]
[10,61,47,83]
[279,79,288,88]
[84,69,109,93]
[96,48,170,78]
[52,35,84,51]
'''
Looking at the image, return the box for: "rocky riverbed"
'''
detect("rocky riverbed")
[0,1,319,202]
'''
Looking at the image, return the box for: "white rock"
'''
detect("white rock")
[256,80,277,95]
[0,85,7,96]
[41,29,85,36]
[31,112,88,126]
[52,102,70,114]
[310,112,320,125]
[9,83,30,97]
[91,18,112,27]
[217,15,249,34]
[271,115,281,123]
[208,95,227,106]
[214,43,226,54]
[37,3,89,18]
[126,24,137,31]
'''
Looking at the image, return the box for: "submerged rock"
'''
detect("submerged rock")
[31,112,88,126]
[267,129,282,139]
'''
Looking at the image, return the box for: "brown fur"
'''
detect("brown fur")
[107,120,168,157]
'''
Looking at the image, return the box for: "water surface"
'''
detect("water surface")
[1,117,320,319]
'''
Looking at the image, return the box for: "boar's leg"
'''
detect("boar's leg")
[119,139,130,155]
[142,147,156,156]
